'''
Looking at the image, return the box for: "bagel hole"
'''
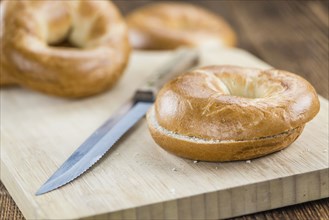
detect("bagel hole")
[226,82,268,99]
[48,29,81,49]
[214,77,260,99]
[49,38,79,48]
[215,74,285,99]
[230,90,257,99]
[228,79,286,99]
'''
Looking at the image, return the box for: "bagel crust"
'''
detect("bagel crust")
[146,65,320,161]
[0,0,130,98]
[126,2,237,50]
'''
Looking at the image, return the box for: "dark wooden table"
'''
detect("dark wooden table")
[1,1,328,219]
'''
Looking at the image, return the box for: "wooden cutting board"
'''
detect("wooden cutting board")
[1,48,328,220]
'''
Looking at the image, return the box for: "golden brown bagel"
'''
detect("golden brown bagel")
[147,66,320,161]
[0,0,130,98]
[126,2,237,50]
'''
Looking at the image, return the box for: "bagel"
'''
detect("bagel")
[126,2,236,50]
[147,66,320,161]
[0,0,130,98]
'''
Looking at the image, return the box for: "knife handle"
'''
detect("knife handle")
[134,48,199,102]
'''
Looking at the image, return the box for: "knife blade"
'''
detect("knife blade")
[36,48,199,195]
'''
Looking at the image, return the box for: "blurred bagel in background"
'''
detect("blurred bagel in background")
[0,0,130,98]
[126,2,237,50]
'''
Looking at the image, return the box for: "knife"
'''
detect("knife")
[36,48,199,195]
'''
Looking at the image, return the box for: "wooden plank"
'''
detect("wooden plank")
[1,48,328,219]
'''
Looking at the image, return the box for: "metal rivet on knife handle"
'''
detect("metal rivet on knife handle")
[134,48,199,102]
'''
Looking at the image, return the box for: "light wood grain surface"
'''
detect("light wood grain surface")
[1,48,328,219]
[1,1,328,220]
